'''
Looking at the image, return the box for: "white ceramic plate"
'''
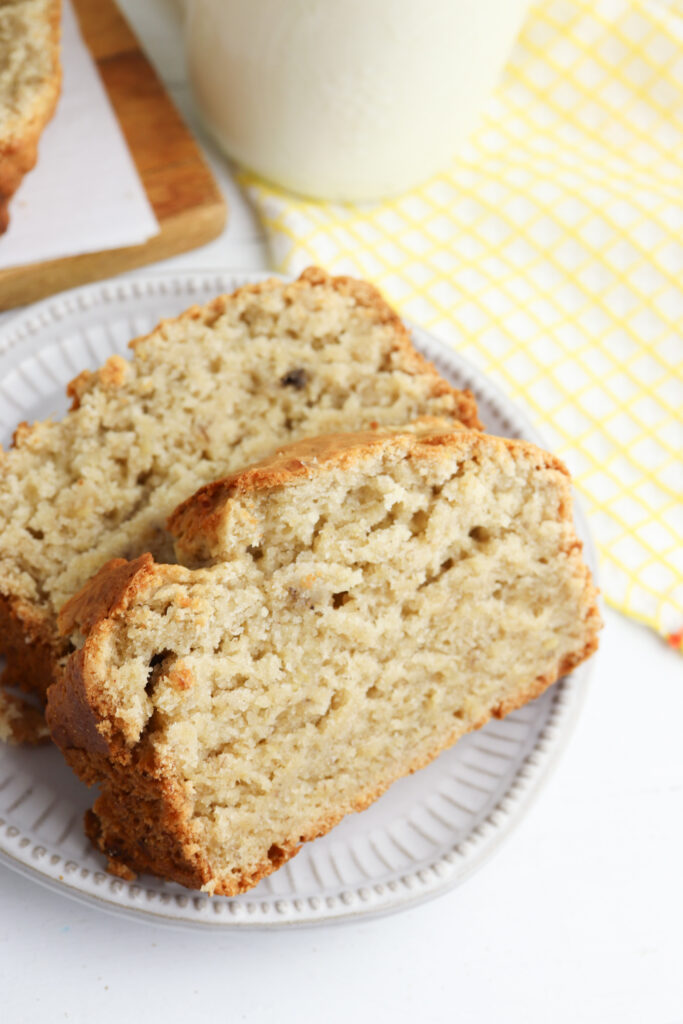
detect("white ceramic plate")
[0,271,598,928]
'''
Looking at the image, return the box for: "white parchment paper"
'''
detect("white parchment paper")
[0,0,159,269]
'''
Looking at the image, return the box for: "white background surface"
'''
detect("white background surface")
[1,2,681,1021]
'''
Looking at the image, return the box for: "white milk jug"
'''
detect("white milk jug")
[185,0,530,201]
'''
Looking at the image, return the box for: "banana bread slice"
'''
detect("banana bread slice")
[0,268,480,710]
[0,0,62,234]
[47,426,600,895]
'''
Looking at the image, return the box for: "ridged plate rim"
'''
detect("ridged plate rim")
[0,270,599,929]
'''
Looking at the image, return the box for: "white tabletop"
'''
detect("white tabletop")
[2,3,682,1021]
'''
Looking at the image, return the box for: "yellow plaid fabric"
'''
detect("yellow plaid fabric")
[243,0,683,646]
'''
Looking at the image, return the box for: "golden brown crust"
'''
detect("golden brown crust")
[48,554,211,888]
[0,0,62,234]
[57,553,159,640]
[48,628,214,892]
[51,553,186,751]
[67,355,130,410]
[46,647,110,758]
[176,424,566,508]
[0,591,63,700]
[169,424,568,562]
[48,424,600,894]
[127,267,482,430]
[0,554,161,729]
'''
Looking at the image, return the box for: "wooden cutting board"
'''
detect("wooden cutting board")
[0,0,227,312]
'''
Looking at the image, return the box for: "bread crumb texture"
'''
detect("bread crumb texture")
[48,427,600,895]
[0,269,479,702]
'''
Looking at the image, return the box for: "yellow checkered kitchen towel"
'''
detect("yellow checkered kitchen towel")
[243,0,683,647]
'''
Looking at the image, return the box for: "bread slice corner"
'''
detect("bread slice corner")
[47,425,601,894]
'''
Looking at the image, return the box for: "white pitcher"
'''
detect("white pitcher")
[183,0,531,202]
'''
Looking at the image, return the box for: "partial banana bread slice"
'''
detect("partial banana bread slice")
[0,268,479,709]
[0,690,49,744]
[47,426,600,895]
[0,0,62,233]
